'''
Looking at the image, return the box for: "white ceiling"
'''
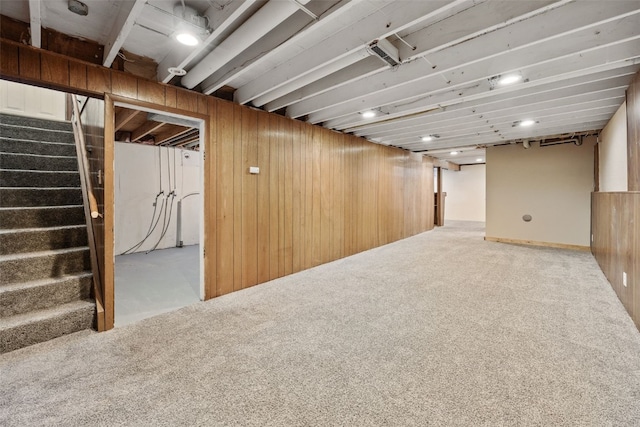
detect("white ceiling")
[3,0,639,163]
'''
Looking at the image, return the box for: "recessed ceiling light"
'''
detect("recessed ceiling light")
[361,110,376,119]
[421,136,433,142]
[520,119,536,127]
[450,151,459,155]
[476,158,483,162]
[175,32,199,46]
[498,74,522,86]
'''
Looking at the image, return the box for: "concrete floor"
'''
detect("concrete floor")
[114,245,201,327]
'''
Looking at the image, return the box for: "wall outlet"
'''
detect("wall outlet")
[623,272,627,287]
[249,166,260,174]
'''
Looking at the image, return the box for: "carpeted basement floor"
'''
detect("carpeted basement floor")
[2,221,640,426]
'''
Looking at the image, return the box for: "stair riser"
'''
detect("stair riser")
[0,170,80,187]
[0,249,90,285]
[0,137,76,157]
[0,188,82,207]
[0,114,73,132]
[0,227,88,255]
[0,153,78,171]
[0,206,85,229]
[0,125,74,144]
[0,275,92,317]
[0,303,95,353]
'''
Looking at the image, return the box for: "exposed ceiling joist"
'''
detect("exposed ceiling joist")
[27,0,40,48]
[103,0,147,67]
[157,0,261,83]
[232,0,467,105]
[115,109,142,132]
[182,0,312,89]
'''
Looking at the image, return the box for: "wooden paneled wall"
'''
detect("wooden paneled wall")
[628,70,640,191]
[592,193,640,329]
[0,39,435,329]
[210,100,434,296]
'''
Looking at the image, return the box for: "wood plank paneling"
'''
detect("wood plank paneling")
[592,192,640,330]
[177,89,198,112]
[18,45,40,80]
[40,55,68,86]
[292,120,302,273]
[241,107,258,289]
[216,100,234,296]
[137,79,164,105]
[257,112,270,284]
[284,118,293,275]
[0,41,19,77]
[628,71,640,191]
[165,86,177,109]
[205,98,217,299]
[87,65,111,94]
[68,61,87,90]
[233,104,243,291]
[268,115,279,279]
[111,73,137,99]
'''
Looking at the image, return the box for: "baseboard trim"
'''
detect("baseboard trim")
[484,236,590,252]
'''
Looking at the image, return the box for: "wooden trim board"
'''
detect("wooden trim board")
[484,236,591,252]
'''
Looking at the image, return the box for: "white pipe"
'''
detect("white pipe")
[181,0,312,89]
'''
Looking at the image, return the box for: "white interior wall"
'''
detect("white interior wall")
[0,80,66,121]
[486,137,596,247]
[443,164,486,222]
[599,102,628,192]
[115,142,201,255]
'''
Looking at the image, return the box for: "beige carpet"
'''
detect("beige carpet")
[2,221,640,426]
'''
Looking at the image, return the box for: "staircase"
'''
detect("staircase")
[0,113,95,353]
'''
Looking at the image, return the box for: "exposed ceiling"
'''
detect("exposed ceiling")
[3,0,639,164]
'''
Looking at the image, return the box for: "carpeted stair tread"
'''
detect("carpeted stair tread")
[0,272,92,317]
[0,113,73,132]
[0,300,95,353]
[0,246,90,285]
[0,137,76,156]
[0,205,85,228]
[0,225,88,254]
[0,169,81,187]
[0,187,82,207]
[0,151,78,171]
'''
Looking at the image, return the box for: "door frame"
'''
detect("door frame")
[104,94,210,330]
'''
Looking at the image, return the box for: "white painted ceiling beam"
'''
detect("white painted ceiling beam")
[394,105,619,147]
[324,36,640,131]
[200,0,366,95]
[102,0,146,67]
[353,75,632,143]
[293,2,640,121]
[251,49,369,107]
[264,56,385,112]
[182,0,312,89]
[375,96,623,145]
[346,61,639,136]
[397,0,563,62]
[232,0,467,105]
[158,0,260,83]
[28,0,40,48]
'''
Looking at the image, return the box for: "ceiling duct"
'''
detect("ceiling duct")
[368,39,400,67]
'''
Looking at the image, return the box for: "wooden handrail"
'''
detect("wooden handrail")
[69,94,106,332]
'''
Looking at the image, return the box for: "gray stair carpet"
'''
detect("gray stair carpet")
[0,113,95,354]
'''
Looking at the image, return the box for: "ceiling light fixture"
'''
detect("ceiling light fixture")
[361,110,376,119]
[476,158,483,162]
[450,151,459,155]
[520,119,536,127]
[421,136,433,142]
[498,74,522,86]
[167,67,187,76]
[173,4,209,47]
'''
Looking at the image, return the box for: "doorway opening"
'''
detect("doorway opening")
[112,103,204,327]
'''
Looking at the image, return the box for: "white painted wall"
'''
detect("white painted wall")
[115,142,201,254]
[443,164,486,222]
[599,102,628,192]
[0,80,66,121]
[486,137,596,247]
